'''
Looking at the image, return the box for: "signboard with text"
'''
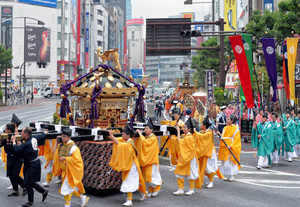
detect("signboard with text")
[18,0,57,8]
[1,6,13,49]
[205,70,214,101]
[131,68,143,78]
[85,12,89,68]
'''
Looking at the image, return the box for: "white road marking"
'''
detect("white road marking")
[236,179,300,184]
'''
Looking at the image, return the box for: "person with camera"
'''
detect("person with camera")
[11,127,48,207]
[52,128,89,207]
[0,123,26,197]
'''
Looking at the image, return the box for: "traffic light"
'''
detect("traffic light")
[37,61,47,68]
[180,30,202,37]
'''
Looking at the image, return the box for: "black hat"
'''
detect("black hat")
[262,114,268,119]
[202,116,212,128]
[173,108,181,115]
[286,110,291,114]
[185,117,194,130]
[62,128,72,137]
[136,115,145,123]
[11,113,22,126]
[124,123,134,136]
[146,118,154,130]
[229,114,238,123]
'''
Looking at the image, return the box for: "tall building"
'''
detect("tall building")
[126,19,144,74]
[0,1,57,94]
[104,0,132,21]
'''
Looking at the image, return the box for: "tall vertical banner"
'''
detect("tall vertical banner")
[287,38,299,102]
[1,6,13,49]
[282,44,290,99]
[261,38,278,102]
[85,12,89,69]
[205,70,214,102]
[240,33,254,101]
[224,0,236,31]
[229,35,254,108]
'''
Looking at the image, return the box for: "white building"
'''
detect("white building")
[0,1,57,94]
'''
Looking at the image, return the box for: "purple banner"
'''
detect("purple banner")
[261,38,277,102]
[206,70,214,102]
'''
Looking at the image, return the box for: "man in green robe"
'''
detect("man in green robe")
[252,114,274,169]
[270,113,284,164]
[283,110,297,162]
[293,110,300,158]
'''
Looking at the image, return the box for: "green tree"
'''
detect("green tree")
[0,45,13,102]
[252,66,270,99]
[191,37,234,88]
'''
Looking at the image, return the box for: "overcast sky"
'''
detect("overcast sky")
[131,0,210,19]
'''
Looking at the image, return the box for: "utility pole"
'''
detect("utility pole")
[23,17,26,95]
[219,18,225,88]
[61,0,65,77]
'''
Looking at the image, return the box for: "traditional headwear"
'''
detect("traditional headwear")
[202,116,212,128]
[186,109,192,115]
[62,128,72,137]
[173,108,181,115]
[230,114,238,123]
[262,114,268,119]
[136,114,145,123]
[124,123,134,136]
[146,118,154,130]
[185,117,194,130]
[220,106,226,110]
[11,113,22,126]
[286,110,291,114]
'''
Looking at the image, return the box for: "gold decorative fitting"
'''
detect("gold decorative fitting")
[116,82,123,89]
[89,66,93,73]
[68,113,73,118]
[98,67,104,72]
[60,94,65,99]
[81,77,87,82]
[105,82,112,88]
[107,75,114,82]
[90,83,95,88]
[87,95,91,99]
[75,74,79,79]
[81,82,88,88]
[98,72,104,76]
[119,77,125,83]
[90,76,95,82]
[129,75,133,81]
[95,74,100,80]
[141,80,148,88]
[86,119,91,124]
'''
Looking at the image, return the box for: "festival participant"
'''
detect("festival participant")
[193,117,224,188]
[42,138,57,187]
[218,114,241,182]
[294,110,300,158]
[283,111,297,162]
[135,118,162,199]
[108,124,146,206]
[216,106,227,134]
[168,109,185,171]
[173,118,200,196]
[255,108,264,124]
[11,127,48,207]
[52,128,89,207]
[270,113,284,164]
[252,114,274,169]
[0,124,26,196]
[225,104,234,118]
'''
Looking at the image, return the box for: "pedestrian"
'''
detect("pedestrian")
[173,118,200,196]
[218,114,241,182]
[26,90,30,104]
[0,123,26,196]
[108,124,146,206]
[31,92,34,103]
[252,114,274,169]
[52,128,89,207]
[193,117,224,189]
[11,127,48,207]
[135,118,162,199]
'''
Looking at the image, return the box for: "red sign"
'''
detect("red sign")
[0,68,11,77]
[85,53,89,68]
[126,19,144,26]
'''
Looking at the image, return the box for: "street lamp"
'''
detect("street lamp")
[14,17,45,95]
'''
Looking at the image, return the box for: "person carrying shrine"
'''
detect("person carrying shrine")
[216,106,227,134]
[193,117,224,189]
[52,128,89,207]
[270,112,284,164]
[135,118,162,199]
[252,114,274,169]
[218,114,241,182]
[108,124,146,206]
[173,118,200,196]
[283,110,297,162]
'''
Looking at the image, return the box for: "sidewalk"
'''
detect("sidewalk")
[0,98,58,112]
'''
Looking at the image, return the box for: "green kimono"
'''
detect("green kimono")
[283,118,297,152]
[252,122,274,157]
[294,117,300,144]
[270,121,284,151]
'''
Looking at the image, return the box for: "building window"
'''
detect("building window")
[57,32,61,40]
[57,1,61,9]
[97,20,103,26]
[57,48,61,56]
[132,31,134,39]
[97,30,103,36]
[97,9,103,16]
[97,41,102,47]
[58,17,61,24]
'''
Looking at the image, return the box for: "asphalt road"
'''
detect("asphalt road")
[0,99,300,207]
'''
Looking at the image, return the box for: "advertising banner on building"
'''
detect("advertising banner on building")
[131,68,143,78]
[205,70,214,102]
[24,26,51,62]
[237,0,244,29]
[85,12,89,69]
[18,0,57,8]
[264,0,274,12]
[182,12,194,22]
[1,6,13,49]
[70,0,77,64]
[224,0,236,31]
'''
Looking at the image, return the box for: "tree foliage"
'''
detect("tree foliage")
[191,37,234,88]
[0,45,13,74]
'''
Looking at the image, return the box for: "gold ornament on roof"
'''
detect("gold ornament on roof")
[116,82,123,89]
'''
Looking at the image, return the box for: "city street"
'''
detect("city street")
[0,99,300,207]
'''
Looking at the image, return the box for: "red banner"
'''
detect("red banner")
[229,35,254,108]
